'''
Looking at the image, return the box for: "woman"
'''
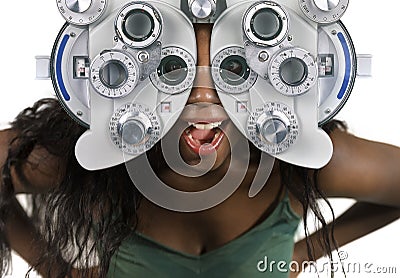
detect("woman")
[0,23,399,278]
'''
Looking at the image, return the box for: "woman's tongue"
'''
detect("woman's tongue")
[190,127,216,144]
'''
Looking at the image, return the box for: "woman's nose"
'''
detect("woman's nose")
[187,66,221,104]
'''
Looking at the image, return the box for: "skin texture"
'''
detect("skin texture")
[0,24,399,277]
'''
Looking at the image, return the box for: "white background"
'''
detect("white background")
[0,1,399,277]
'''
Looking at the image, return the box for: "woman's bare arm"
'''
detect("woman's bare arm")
[1,128,70,276]
[293,202,400,263]
[291,128,400,276]
[319,129,400,206]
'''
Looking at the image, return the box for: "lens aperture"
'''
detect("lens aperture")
[251,8,283,41]
[158,56,188,86]
[100,61,128,89]
[279,58,307,86]
[122,10,154,42]
[220,55,250,86]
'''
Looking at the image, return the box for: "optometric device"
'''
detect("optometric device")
[36,0,371,170]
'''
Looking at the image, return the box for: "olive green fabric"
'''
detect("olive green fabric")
[107,196,301,277]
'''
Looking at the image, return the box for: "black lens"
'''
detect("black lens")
[100,61,128,88]
[122,9,154,42]
[220,55,250,85]
[279,58,307,86]
[250,8,283,41]
[157,56,188,86]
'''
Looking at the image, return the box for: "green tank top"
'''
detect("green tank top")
[107,194,301,278]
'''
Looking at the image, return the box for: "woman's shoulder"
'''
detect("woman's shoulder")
[320,125,400,206]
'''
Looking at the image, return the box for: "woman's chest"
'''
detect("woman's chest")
[134,175,300,256]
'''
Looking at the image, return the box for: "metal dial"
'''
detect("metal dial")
[247,102,298,154]
[298,0,349,24]
[110,103,161,155]
[243,1,289,46]
[212,47,257,94]
[150,47,196,94]
[90,50,139,98]
[189,0,216,19]
[115,2,162,48]
[57,0,107,25]
[268,47,317,96]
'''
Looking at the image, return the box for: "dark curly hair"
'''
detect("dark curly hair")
[0,98,345,277]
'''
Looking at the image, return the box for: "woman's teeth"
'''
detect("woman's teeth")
[188,121,223,130]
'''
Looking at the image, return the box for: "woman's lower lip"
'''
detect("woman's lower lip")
[182,129,225,155]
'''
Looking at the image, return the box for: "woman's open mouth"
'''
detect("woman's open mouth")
[182,121,225,155]
[179,102,229,155]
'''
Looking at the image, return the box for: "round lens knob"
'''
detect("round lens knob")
[268,47,318,96]
[251,8,282,41]
[57,0,106,25]
[100,61,128,89]
[123,10,154,42]
[90,50,139,98]
[66,0,92,13]
[313,0,340,11]
[115,3,162,48]
[247,102,298,155]
[279,57,307,86]
[119,119,146,145]
[110,103,161,155]
[298,0,349,24]
[260,118,288,145]
[190,0,215,19]
[243,2,288,46]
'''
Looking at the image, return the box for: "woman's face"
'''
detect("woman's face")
[172,24,239,172]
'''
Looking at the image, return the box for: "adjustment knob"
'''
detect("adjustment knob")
[268,47,318,96]
[247,102,298,154]
[56,0,107,25]
[110,103,161,155]
[189,0,216,19]
[298,0,349,24]
[260,117,289,145]
[243,1,289,46]
[66,0,92,13]
[90,50,139,98]
[118,119,146,145]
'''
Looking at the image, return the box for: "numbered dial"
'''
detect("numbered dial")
[57,0,107,25]
[298,0,349,24]
[150,47,196,94]
[110,103,161,155]
[212,47,257,94]
[268,47,317,96]
[90,50,139,98]
[247,102,298,154]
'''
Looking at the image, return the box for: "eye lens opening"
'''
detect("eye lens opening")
[122,9,155,42]
[100,61,128,89]
[157,55,188,86]
[279,57,307,86]
[219,55,250,86]
[250,8,283,41]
